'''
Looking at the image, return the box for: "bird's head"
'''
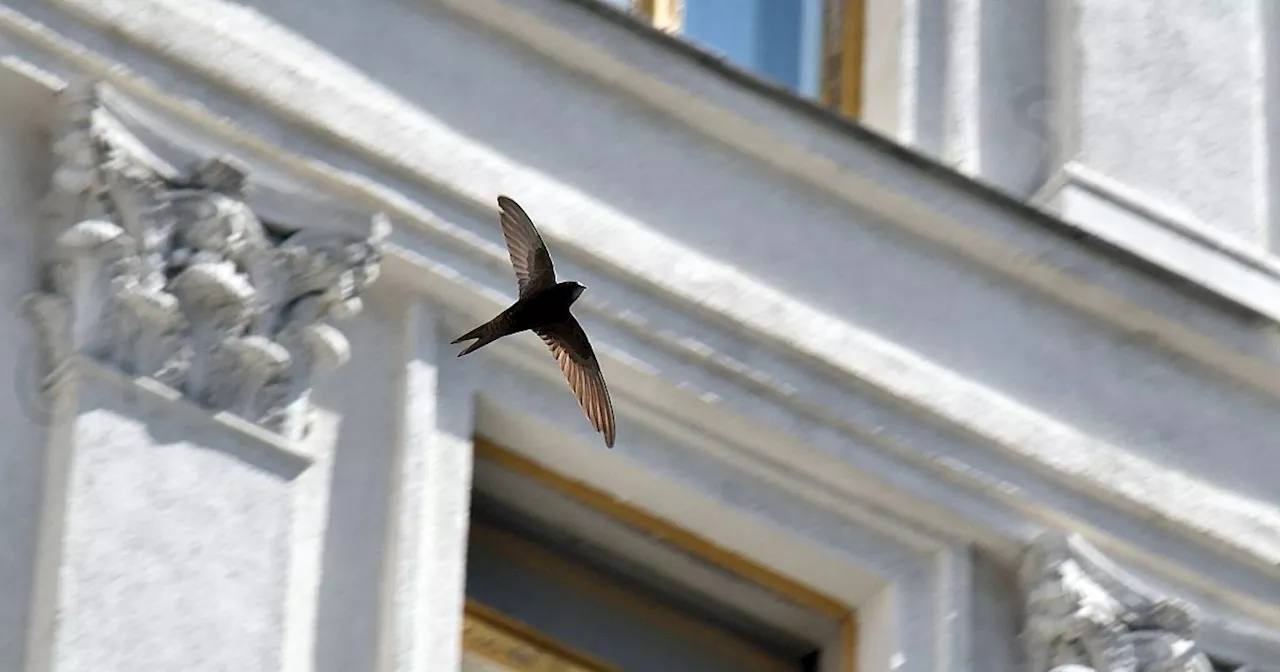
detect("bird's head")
[555,280,587,304]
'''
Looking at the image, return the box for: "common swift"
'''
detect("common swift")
[451,195,617,448]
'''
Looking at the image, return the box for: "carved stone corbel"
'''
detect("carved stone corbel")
[23,80,390,440]
[1019,531,1215,672]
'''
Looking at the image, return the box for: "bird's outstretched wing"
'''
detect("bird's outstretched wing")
[497,195,557,297]
[535,317,616,448]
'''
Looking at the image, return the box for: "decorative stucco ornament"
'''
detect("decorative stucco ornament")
[23,81,390,441]
[1019,531,1215,672]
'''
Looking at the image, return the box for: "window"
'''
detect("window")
[462,600,619,672]
[462,438,858,672]
[620,0,864,119]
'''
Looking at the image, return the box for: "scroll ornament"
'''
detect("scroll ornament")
[23,82,389,440]
[1019,532,1216,672]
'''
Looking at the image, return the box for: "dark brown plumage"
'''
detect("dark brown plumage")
[451,196,617,448]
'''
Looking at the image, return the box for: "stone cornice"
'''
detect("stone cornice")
[26,0,1280,421]
[22,80,390,441]
[20,0,1280,388]
[491,0,1280,331]
[1034,161,1280,325]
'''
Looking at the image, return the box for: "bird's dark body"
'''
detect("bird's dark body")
[451,195,617,448]
[453,282,585,357]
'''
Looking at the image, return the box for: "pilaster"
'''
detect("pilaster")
[388,300,477,672]
[18,79,391,672]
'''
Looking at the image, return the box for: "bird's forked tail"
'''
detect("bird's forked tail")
[451,319,502,357]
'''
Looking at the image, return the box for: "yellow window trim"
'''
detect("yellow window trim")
[822,0,865,118]
[469,522,797,672]
[464,598,624,672]
[473,436,859,672]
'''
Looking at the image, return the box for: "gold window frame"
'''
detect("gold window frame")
[463,599,622,672]
[469,438,859,672]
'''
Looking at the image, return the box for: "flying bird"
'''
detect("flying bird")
[451,195,617,448]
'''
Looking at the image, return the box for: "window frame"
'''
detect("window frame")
[469,437,860,672]
[467,520,803,672]
[462,598,623,672]
[819,0,865,118]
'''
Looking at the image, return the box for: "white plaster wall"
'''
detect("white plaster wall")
[892,0,1275,252]
[108,0,1280,513]
[1070,0,1268,244]
[302,289,476,672]
[50,369,307,672]
[861,0,947,159]
[940,0,1053,198]
[388,299,477,672]
[889,0,1279,280]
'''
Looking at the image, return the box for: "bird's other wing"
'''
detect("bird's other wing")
[497,195,557,297]
[535,317,617,448]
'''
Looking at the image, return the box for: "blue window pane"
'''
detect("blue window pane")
[683,0,759,71]
[682,0,823,96]
[757,1,804,91]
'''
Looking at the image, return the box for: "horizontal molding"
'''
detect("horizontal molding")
[432,250,1280,629]
[73,358,316,475]
[8,2,1280,627]
[1044,161,1280,323]
[434,0,1280,381]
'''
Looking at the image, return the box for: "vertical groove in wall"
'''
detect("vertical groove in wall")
[382,296,419,672]
[310,293,405,672]
[940,0,1056,194]
[976,0,1052,198]
[1044,0,1080,200]
[911,0,949,159]
[1262,0,1280,255]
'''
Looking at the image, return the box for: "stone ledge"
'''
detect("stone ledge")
[71,356,315,477]
[1038,161,1280,324]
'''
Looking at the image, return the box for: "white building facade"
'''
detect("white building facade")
[0,1,1277,671]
